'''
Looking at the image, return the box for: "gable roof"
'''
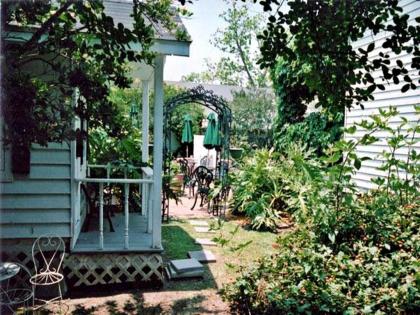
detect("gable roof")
[4,1,191,56]
[103,0,190,42]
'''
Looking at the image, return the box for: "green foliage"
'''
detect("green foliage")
[272,58,312,126]
[257,0,419,114]
[230,90,275,148]
[167,108,204,143]
[183,0,268,88]
[88,87,143,165]
[223,107,420,314]
[275,112,343,156]
[2,0,186,147]
[231,145,317,231]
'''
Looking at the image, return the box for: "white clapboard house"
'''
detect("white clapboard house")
[345,0,419,191]
[0,1,191,289]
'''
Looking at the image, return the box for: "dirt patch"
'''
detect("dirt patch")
[60,288,229,314]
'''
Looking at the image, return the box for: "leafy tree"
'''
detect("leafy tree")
[271,58,312,126]
[184,0,268,88]
[275,112,344,156]
[1,0,187,150]
[230,90,275,147]
[256,0,419,114]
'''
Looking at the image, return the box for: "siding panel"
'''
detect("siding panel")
[1,209,70,223]
[0,180,70,194]
[0,224,71,239]
[1,194,70,209]
[30,165,70,179]
[0,142,72,239]
[345,1,420,191]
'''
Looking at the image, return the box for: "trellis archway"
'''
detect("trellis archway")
[162,85,232,219]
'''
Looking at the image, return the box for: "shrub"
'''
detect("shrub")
[223,107,420,314]
[231,145,318,231]
[275,112,343,156]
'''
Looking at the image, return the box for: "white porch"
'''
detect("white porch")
[69,56,168,253]
[72,213,160,253]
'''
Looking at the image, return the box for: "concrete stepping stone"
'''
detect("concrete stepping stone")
[188,250,216,263]
[194,226,215,233]
[195,238,217,246]
[189,220,209,226]
[165,264,204,280]
[170,258,203,273]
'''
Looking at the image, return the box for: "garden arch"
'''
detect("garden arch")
[162,85,232,218]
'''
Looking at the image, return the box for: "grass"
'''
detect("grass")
[161,216,278,291]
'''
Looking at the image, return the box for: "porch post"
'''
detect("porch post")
[141,80,150,217]
[142,80,150,163]
[151,55,165,249]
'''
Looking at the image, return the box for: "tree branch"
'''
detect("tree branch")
[20,0,73,54]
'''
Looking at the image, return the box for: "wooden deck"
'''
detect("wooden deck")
[72,213,161,253]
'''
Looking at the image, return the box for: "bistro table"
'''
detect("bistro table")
[0,262,20,282]
[0,261,34,314]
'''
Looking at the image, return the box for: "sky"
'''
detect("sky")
[164,0,266,82]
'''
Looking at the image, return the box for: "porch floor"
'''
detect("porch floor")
[72,213,161,253]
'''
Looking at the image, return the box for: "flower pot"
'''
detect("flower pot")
[230,147,244,159]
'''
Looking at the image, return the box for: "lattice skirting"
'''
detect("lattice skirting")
[63,253,163,288]
[1,241,163,290]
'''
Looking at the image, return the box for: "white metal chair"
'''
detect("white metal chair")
[30,235,65,309]
[0,262,34,314]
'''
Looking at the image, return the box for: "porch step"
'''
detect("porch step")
[195,238,216,246]
[170,258,203,273]
[194,226,215,233]
[188,220,209,226]
[166,258,204,279]
[188,250,216,263]
[165,264,204,280]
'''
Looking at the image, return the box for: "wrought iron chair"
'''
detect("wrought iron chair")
[190,166,213,210]
[0,262,34,314]
[178,158,196,197]
[30,235,65,309]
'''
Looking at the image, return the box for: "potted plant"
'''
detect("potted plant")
[170,161,184,185]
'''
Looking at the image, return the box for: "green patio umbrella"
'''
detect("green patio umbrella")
[203,112,217,149]
[181,114,193,156]
[214,119,222,152]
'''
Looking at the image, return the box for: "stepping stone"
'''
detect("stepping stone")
[170,258,203,273]
[194,226,215,233]
[188,250,216,263]
[195,238,217,246]
[189,220,209,226]
[165,264,204,280]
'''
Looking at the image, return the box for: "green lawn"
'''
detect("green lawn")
[161,217,278,291]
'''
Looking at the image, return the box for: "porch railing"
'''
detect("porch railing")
[74,165,154,250]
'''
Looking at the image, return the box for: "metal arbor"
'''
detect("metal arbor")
[162,85,232,219]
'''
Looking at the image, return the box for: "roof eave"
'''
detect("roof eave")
[3,29,191,57]
[151,38,190,57]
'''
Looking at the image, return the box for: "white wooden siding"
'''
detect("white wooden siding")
[0,143,72,238]
[345,0,420,191]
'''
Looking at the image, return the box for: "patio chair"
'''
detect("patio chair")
[0,262,34,314]
[178,158,195,196]
[200,156,209,167]
[190,166,213,210]
[30,235,65,309]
